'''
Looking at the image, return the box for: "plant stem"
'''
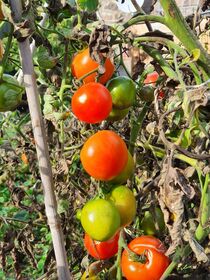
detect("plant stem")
[159,0,210,76]
[124,14,166,29]
[129,102,150,155]
[141,45,178,80]
[9,1,71,279]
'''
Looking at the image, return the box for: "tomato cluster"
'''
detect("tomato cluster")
[70,49,169,279]
[71,48,136,123]
[140,71,164,102]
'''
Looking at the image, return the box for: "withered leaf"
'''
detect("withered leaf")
[184,230,209,263]
[158,159,195,255]
[89,24,113,74]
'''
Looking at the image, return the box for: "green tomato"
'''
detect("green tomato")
[139,85,154,102]
[110,151,134,185]
[106,76,136,109]
[0,74,23,112]
[108,185,136,227]
[141,207,165,235]
[107,107,129,122]
[81,198,120,241]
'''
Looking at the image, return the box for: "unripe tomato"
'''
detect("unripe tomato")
[80,130,128,181]
[141,208,165,236]
[108,185,136,227]
[0,74,23,112]
[81,199,121,241]
[121,236,170,280]
[71,82,112,123]
[107,107,129,122]
[110,151,134,185]
[84,232,119,260]
[71,48,115,84]
[106,76,136,109]
[139,86,155,102]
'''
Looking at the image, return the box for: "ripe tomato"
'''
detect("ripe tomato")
[110,151,134,185]
[108,185,136,227]
[141,208,165,236]
[71,82,112,123]
[84,232,119,260]
[121,236,170,280]
[81,198,120,241]
[107,107,129,122]
[0,74,23,112]
[71,48,115,84]
[80,130,128,181]
[144,71,159,85]
[106,76,136,109]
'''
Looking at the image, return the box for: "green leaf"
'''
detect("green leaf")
[35,47,58,69]
[13,210,30,221]
[77,0,99,11]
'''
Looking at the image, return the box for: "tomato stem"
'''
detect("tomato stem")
[129,102,151,155]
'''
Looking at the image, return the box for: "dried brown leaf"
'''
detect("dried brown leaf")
[184,230,209,263]
[89,25,113,74]
[158,159,195,255]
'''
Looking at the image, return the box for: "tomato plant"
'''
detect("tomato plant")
[0,74,23,112]
[141,208,165,236]
[110,151,134,185]
[106,76,136,109]
[71,48,115,84]
[71,82,112,123]
[84,232,119,260]
[81,198,120,241]
[108,185,136,227]
[80,130,128,181]
[121,236,170,280]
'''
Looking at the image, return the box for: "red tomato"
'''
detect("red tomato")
[121,236,170,280]
[84,232,119,260]
[71,82,112,123]
[80,130,128,181]
[144,72,159,85]
[71,48,115,84]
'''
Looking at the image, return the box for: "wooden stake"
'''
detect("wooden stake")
[9,1,71,279]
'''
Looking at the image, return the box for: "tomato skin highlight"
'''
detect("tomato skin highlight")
[71,48,115,84]
[107,76,136,109]
[81,199,121,241]
[121,236,170,280]
[71,82,112,124]
[84,232,119,260]
[80,130,128,181]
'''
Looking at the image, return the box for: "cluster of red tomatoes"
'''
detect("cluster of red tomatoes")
[70,48,169,280]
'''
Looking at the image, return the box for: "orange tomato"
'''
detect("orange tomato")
[71,48,115,84]
[80,130,128,181]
